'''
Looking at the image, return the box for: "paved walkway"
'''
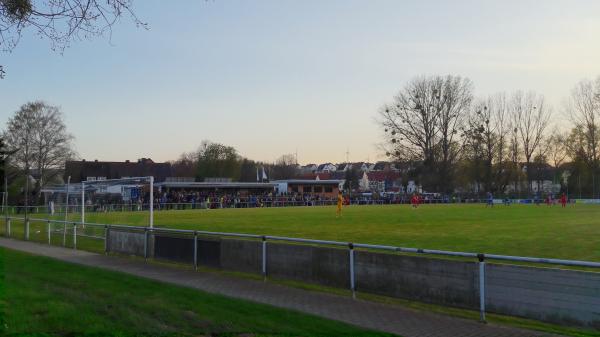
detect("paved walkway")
[0,238,560,337]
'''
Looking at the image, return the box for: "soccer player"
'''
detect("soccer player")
[336,191,344,217]
[486,192,494,207]
[411,193,418,209]
[560,193,567,208]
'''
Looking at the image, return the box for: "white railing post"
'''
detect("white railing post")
[193,231,198,270]
[81,182,85,224]
[73,223,77,249]
[47,220,51,244]
[349,243,356,299]
[25,218,29,240]
[6,218,10,237]
[144,227,148,261]
[478,253,486,323]
[62,221,67,246]
[262,236,267,280]
[65,176,70,222]
[149,176,154,229]
[104,225,109,254]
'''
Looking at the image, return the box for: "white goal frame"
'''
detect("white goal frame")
[79,176,154,228]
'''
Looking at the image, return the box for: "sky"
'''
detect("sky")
[1,0,600,165]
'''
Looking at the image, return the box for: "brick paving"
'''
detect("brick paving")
[0,238,561,337]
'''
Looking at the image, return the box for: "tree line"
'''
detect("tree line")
[0,102,300,205]
[378,74,600,197]
[171,141,299,183]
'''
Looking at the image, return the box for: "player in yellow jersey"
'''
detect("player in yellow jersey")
[336,191,343,217]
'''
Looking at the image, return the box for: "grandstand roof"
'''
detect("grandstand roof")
[155,182,277,189]
[272,179,343,185]
[65,158,173,183]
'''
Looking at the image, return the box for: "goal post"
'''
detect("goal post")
[42,176,155,228]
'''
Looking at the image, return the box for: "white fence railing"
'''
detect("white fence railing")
[2,215,600,327]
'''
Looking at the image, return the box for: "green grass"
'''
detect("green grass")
[27,203,600,261]
[0,247,394,337]
[2,205,600,336]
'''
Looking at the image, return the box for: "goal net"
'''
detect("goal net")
[41,176,155,228]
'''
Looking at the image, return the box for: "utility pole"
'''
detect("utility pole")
[295,148,298,166]
[346,148,350,164]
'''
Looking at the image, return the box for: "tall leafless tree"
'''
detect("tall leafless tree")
[1,0,144,78]
[564,77,600,168]
[510,91,551,193]
[463,93,511,194]
[436,76,473,191]
[269,154,299,180]
[171,151,198,178]
[3,101,75,201]
[379,74,473,192]
[546,129,568,170]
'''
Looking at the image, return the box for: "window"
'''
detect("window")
[324,186,333,193]
[97,176,107,181]
[86,177,97,181]
[303,185,313,193]
[314,186,323,193]
[291,185,299,193]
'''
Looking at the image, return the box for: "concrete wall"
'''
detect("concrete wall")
[355,251,479,309]
[197,238,221,268]
[108,230,145,256]
[220,238,261,273]
[152,236,260,272]
[154,235,194,263]
[266,242,349,288]
[486,264,600,328]
[105,232,600,328]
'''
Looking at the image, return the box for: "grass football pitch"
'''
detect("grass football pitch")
[0,247,392,337]
[19,203,598,262]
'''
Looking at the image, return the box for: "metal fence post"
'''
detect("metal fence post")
[25,218,30,240]
[6,218,10,237]
[349,242,356,299]
[143,227,148,261]
[262,236,267,280]
[47,220,51,244]
[73,223,77,249]
[104,225,109,254]
[193,231,198,270]
[478,253,486,323]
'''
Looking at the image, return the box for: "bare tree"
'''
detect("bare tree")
[565,78,600,168]
[436,76,473,191]
[546,129,568,169]
[379,76,440,164]
[171,151,197,178]
[378,74,473,192]
[3,101,75,201]
[269,154,298,180]
[463,93,510,194]
[510,91,552,193]
[1,0,144,78]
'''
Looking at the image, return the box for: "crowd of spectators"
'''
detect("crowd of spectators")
[17,190,574,214]
[154,191,341,209]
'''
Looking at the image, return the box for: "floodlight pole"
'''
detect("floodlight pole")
[149,176,154,229]
[81,181,85,224]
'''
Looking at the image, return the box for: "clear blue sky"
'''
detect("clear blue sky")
[1,0,599,164]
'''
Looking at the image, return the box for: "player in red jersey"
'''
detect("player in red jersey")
[560,193,567,208]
